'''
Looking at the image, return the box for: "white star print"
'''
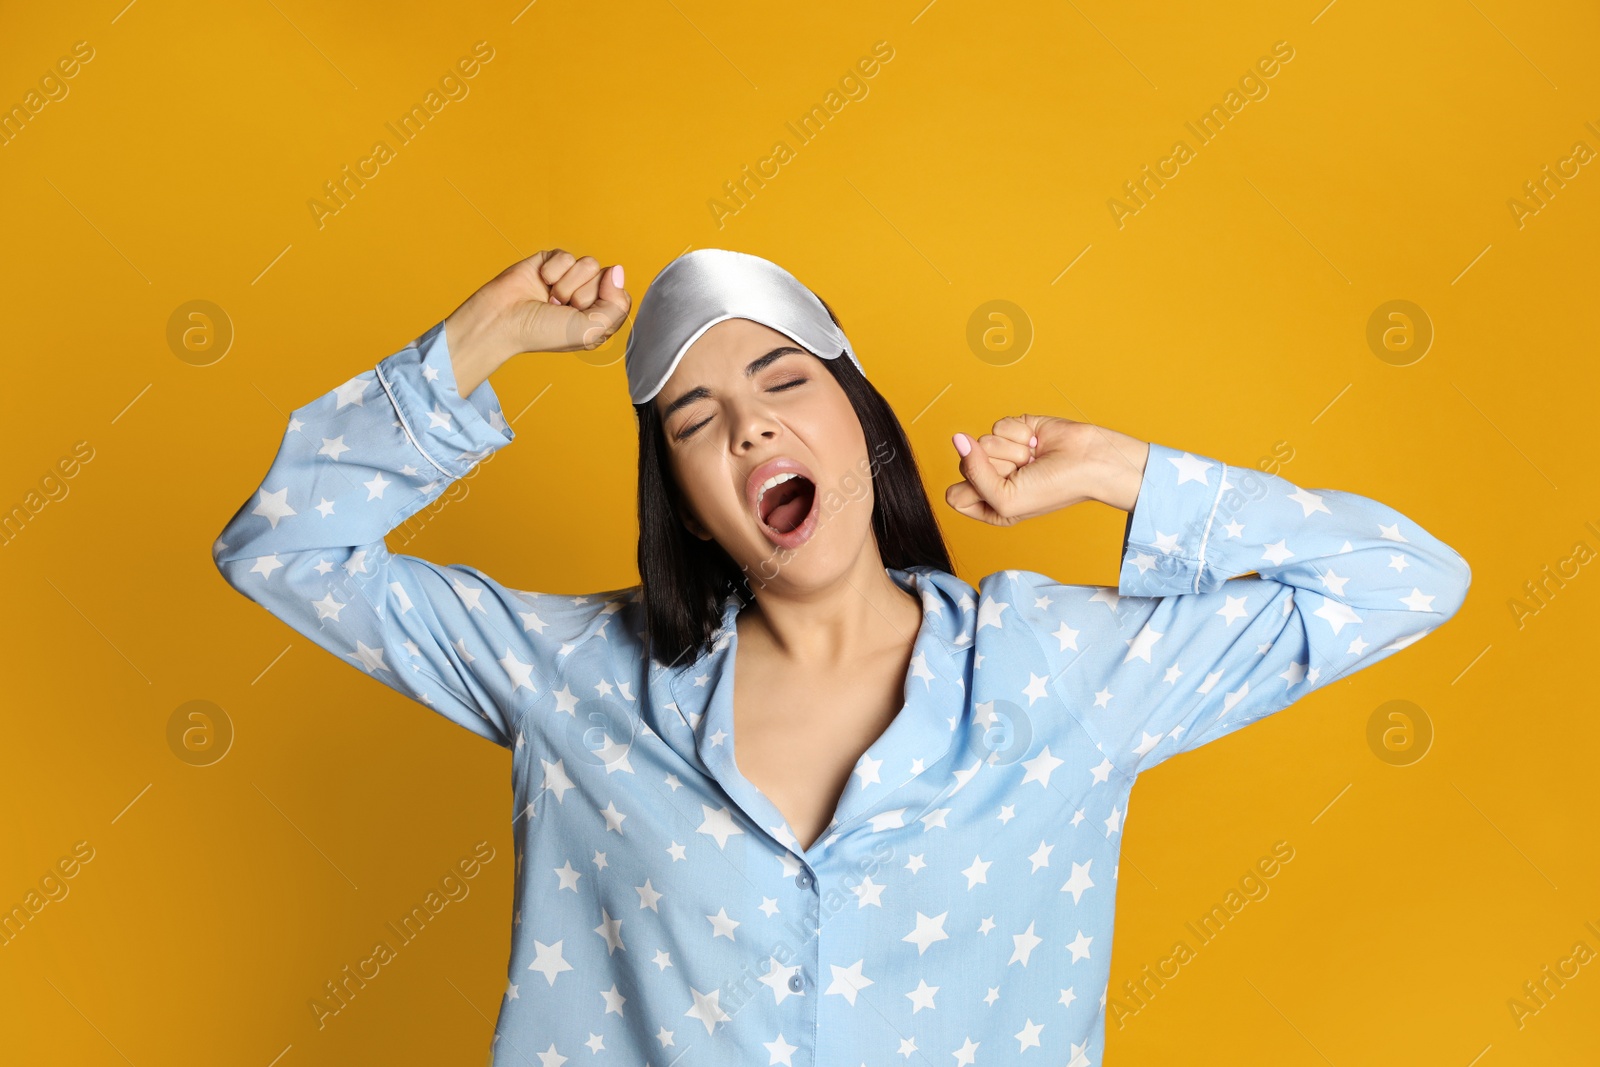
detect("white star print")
[554,861,581,891]
[594,908,625,954]
[1169,451,1214,484]
[332,377,369,408]
[1020,745,1065,788]
[758,958,803,1004]
[1261,539,1294,565]
[1066,930,1093,962]
[1214,594,1249,626]
[1053,620,1080,650]
[1318,567,1350,596]
[600,983,626,1016]
[684,986,730,1033]
[695,804,745,849]
[362,472,390,500]
[1123,622,1164,662]
[347,641,387,674]
[706,906,740,940]
[851,876,886,908]
[1314,598,1363,634]
[853,752,883,788]
[764,1033,799,1065]
[540,758,574,803]
[1400,587,1436,611]
[1009,920,1043,965]
[824,959,874,1005]
[1062,859,1094,903]
[903,911,950,954]
[1288,486,1330,516]
[906,978,939,1012]
[500,648,536,692]
[252,487,296,528]
[528,940,573,985]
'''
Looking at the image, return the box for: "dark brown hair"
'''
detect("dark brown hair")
[632,295,953,669]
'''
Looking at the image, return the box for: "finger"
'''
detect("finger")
[577,264,632,348]
[566,269,602,311]
[539,249,576,296]
[500,252,558,300]
[952,433,1013,517]
[551,255,602,304]
[978,432,1030,470]
[944,478,996,522]
[991,415,1037,447]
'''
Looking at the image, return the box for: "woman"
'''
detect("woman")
[214,247,1471,1065]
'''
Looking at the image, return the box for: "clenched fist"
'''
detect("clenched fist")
[945,415,1150,524]
[445,248,633,395]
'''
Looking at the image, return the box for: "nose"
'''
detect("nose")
[727,394,782,452]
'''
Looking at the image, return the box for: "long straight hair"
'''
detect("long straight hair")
[633,295,954,670]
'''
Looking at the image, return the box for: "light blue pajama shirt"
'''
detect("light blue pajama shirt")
[213,321,1472,1066]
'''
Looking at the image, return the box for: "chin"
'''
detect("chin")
[735,506,875,594]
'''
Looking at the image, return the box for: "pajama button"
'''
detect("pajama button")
[795,870,813,889]
[788,972,804,992]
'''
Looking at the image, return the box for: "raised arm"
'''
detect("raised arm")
[952,417,1472,779]
[211,251,633,749]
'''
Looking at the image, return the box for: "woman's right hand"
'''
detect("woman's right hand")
[498,249,632,354]
[444,249,633,394]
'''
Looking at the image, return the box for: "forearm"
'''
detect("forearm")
[443,293,518,397]
[214,322,516,569]
[1081,425,1150,512]
[1117,439,1472,617]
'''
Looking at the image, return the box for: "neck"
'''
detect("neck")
[738,549,922,665]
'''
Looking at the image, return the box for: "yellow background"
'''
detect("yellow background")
[2,0,1596,1063]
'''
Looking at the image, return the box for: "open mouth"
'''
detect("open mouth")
[757,472,817,535]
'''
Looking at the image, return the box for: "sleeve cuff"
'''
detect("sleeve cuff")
[374,319,516,480]
[1117,441,1227,596]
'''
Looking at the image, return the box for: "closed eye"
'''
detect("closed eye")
[675,377,809,441]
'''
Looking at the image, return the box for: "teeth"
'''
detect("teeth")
[756,471,801,512]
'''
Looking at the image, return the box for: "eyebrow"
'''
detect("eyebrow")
[659,346,805,421]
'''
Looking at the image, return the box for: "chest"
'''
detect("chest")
[731,652,909,853]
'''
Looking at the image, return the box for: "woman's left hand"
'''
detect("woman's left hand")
[944,415,1150,525]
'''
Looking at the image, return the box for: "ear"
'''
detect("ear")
[681,507,712,541]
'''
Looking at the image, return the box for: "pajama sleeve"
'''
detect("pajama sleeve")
[211,319,628,750]
[1012,441,1472,779]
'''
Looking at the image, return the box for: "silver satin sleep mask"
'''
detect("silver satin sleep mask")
[624,248,863,406]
